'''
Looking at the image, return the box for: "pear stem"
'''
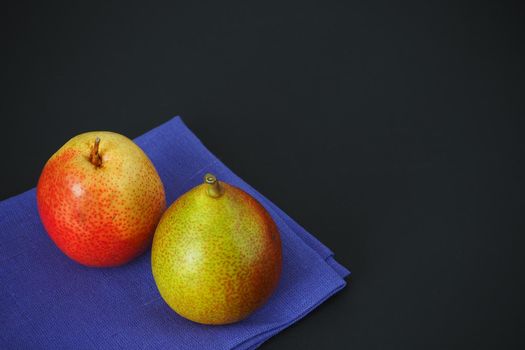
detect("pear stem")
[90,137,102,167]
[205,173,223,198]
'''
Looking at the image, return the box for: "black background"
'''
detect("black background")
[1,1,524,349]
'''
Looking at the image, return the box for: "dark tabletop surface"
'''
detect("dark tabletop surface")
[1,1,524,349]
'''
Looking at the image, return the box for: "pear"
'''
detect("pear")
[37,132,166,267]
[151,174,282,325]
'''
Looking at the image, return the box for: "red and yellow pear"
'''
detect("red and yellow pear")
[37,132,166,267]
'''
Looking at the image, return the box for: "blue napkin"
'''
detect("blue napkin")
[0,117,350,349]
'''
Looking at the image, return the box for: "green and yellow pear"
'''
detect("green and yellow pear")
[151,174,282,325]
